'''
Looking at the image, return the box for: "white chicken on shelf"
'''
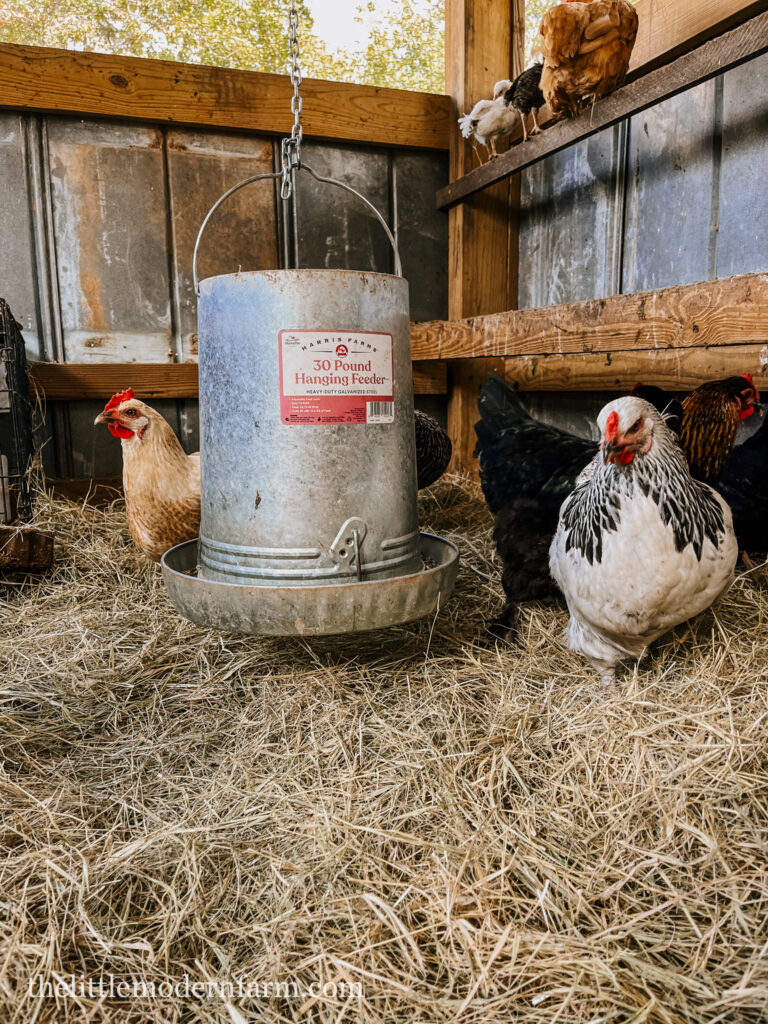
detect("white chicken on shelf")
[458,79,517,160]
[549,396,737,684]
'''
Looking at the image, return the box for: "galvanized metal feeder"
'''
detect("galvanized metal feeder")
[161,2,458,636]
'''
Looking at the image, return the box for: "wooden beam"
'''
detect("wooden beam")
[411,273,768,361]
[489,343,768,391]
[630,0,768,74]
[0,42,451,151]
[437,9,768,209]
[27,359,447,401]
[445,0,520,476]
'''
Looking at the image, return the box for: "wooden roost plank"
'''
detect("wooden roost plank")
[484,344,768,391]
[0,43,451,151]
[27,360,448,400]
[410,273,768,360]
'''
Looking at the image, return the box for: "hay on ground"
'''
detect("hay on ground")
[1,477,767,1023]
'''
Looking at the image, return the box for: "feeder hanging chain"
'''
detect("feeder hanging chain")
[280,0,303,200]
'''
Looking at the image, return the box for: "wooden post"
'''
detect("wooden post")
[445,0,523,475]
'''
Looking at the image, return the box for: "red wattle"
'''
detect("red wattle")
[740,406,755,421]
[619,449,635,465]
[108,423,134,439]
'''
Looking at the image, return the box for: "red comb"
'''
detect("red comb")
[742,373,754,385]
[605,410,619,441]
[631,382,644,393]
[103,388,134,412]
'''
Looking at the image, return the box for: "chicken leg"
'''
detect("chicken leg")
[529,109,543,135]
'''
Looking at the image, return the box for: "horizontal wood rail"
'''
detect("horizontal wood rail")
[0,43,451,150]
[437,8,768,209]
[28,359,447,401]
[410,273,768,388]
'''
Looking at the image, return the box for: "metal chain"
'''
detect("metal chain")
[280,0,303,200]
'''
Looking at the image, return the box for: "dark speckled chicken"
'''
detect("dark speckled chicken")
[415,409,452,489]
[503,63,545,141]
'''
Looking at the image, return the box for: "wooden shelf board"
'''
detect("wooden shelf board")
[28,358,448,400]
[410,273,768,361]
[0,42,451,151]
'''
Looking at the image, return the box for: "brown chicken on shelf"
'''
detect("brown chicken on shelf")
[539,0,639,118]
[95,389,200,562]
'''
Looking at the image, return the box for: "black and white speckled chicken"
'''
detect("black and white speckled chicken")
[475,373,755,640]
[550,396,737,683]
[415,410,452,489]
[502,62,545,141]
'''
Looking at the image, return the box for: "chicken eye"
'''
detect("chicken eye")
[627,417,643,434]
[125,409,137,417]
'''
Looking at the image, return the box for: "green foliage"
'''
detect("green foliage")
[0,0,555,94]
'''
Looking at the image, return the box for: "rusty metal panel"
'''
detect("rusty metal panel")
[621,80,719,292]
[392,151,449,322]
[293,141,392,273]
[716,53,768,277]
[166,129,278,361]
[518,124,626,309]
[46,118,173,363]
[0,115,44,359]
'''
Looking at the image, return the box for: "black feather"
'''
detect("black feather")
[415,409,452,490]
[503,64,545,116]
[630,384,684,436]
[715,408,768,555]
[475,374,596,630]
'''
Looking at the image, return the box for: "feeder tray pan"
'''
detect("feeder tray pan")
[161,532,459,636]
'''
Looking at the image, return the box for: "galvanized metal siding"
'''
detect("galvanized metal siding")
[0,112,448,477]
[518,125,626,308]
[519,53,768,308]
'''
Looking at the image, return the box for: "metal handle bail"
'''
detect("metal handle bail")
[192,163,403,294]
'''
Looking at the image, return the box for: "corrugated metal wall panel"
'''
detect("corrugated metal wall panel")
[0,113,449,476]
[293,141,393,273]
[519,125,627,308]
[520,54,768,308]
[0,115,44,360]
[716,52,768,277]
[166,129,278,361]
[46,119,174,363]
[392,150,450,323]
[621,80,719,292]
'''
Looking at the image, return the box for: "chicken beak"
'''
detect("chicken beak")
[602,440,619,464]
[94,411,112,425]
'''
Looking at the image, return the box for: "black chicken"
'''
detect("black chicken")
[503,63,545,142]
[415,409,452,489]
[475,374,596,636]
[716,411,768,555]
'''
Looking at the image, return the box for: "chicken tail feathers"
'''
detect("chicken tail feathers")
[474,373,530,453]
[458,114,475,138]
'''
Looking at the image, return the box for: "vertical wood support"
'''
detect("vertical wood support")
[445,0,523,475]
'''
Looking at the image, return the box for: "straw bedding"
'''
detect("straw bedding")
[1,477,767,1023]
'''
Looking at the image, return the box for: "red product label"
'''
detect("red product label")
[278,330,395,425]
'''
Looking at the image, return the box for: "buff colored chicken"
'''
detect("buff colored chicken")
[94,389,200,562]
[539,0,639,118]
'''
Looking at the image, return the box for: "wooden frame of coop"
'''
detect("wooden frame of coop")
[1,0,766,484]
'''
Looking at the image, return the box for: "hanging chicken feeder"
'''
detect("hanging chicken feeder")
[161,165,458,636]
